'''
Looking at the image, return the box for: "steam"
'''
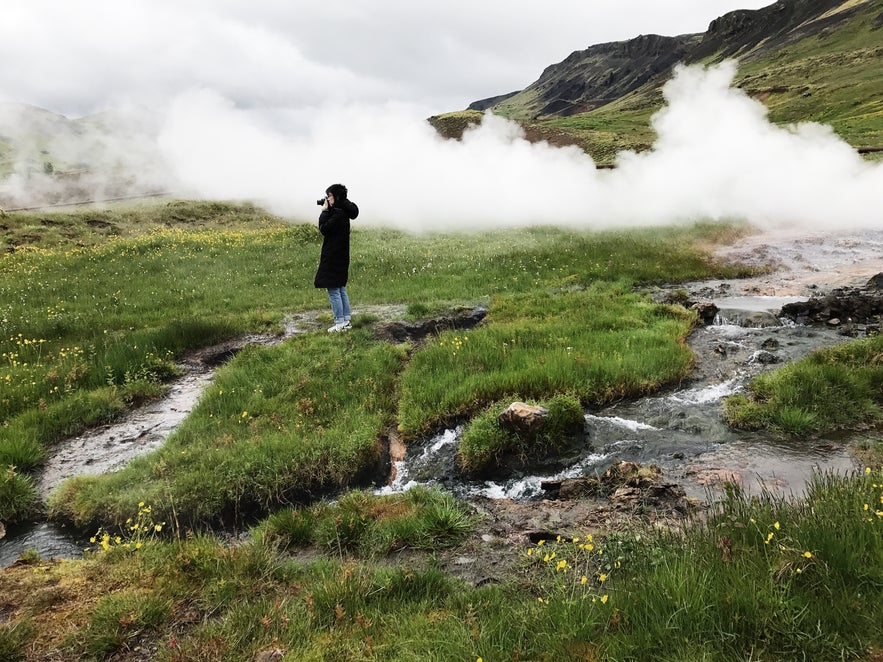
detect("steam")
[3,60,881,231]
[157,61,882,231]
[0,103,174,209]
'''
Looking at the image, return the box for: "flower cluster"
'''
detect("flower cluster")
[526,534,614,607]
[88,501,166,553]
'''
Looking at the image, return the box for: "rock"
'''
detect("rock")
[0,521,5,539]
[498,402,549,437]
[685,466,743,487]
[760,337,779,350]
[690,301,719,325]
[373,307,487,343]
[866,272,883,291]
[254,650,286,662]
[750,350,780,365]
[540,462,695,516]
[780,286,883,328]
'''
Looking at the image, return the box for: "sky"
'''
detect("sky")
[2,0,882,231]
[2,0,772,117]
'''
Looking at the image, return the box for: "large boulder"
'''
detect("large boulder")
[498,402,549,437]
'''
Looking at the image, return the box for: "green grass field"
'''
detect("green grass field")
[0,201,880,660]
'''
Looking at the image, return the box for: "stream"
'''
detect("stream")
[2,229,880,567]
[379,320,859,503]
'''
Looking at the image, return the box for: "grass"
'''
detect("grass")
[458,394,585,474]
[1,201,881,659]
[48,329,405,530]
[254,486,475,556]
[0,203,756,527]
[0,465,39,526]
[724,333,883,435]
[2,470,880,660]
[398,285,696,437]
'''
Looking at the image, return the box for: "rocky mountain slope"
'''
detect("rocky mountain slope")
[433,0,883,163]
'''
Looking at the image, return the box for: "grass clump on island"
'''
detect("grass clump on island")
[255,486,475,556]
[398,284,696,437]
[725,334,883,436]
[458,394,584,473]
[48,329,404,529]
[2,470,881,660]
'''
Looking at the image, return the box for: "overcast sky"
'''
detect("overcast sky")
[2,0,771,118]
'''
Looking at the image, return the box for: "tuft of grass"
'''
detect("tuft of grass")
[725,333,883,435]
[68,590,170,659]
[0,619,34,661]
[458,394,584,473]
[0,465,39,525]
[256,486,475,556]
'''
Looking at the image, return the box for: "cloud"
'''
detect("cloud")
[157,61,882,232]
[1,0,771,115]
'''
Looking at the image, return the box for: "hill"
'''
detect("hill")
[0,102,170,211]
[431,0,883,164]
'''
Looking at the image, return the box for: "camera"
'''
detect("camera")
[316,197,326,206]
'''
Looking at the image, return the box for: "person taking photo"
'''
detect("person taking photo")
[314,183,359,332]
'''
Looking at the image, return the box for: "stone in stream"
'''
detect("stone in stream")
[541,461,694,515]
[497,402,549,438]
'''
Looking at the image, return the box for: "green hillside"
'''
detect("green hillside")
[432,0,883,164]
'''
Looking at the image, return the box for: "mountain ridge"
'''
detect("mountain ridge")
[434,0,883,163]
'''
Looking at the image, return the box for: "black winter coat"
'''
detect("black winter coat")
[314,199,359,288]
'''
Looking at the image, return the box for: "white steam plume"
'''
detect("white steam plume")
[157,61,882,232]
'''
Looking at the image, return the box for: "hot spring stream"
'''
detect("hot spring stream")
[2,228,880,567]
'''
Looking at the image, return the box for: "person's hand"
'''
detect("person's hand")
[322,199,330,210]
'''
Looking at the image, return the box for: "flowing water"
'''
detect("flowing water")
[2,230,880,566]
[378,321,860,503]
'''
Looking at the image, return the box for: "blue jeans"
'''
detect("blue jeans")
[327,286,351,324]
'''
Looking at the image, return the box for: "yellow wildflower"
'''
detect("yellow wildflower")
[601,595,609,604]
[773,521,780,531]
[803,551,812,559]
[599,573,608,583]
[581,575,588,585]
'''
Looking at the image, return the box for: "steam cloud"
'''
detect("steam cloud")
[3,61,881,232]
[157,60,881,231]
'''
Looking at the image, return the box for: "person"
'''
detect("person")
[314,183,359,332]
